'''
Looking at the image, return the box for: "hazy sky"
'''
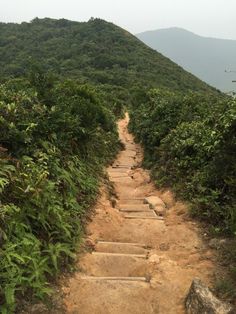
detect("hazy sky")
[1,0,236,39]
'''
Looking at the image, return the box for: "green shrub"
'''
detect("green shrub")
[0,75,119,312]
[130,88,236,234]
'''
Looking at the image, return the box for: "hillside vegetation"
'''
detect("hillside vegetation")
[0,70,120,312]
[129,89,236,234]
[129,89,236,298]
[0,17,234,312]
[0,18,217,101]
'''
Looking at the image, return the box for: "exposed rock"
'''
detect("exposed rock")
[155,205,167,216]
[185,278,233,314]
[149,254,160,264]
[144,196,165,209]
[110,197,117,208]
[84,238,96,250]
[159,243,170,251]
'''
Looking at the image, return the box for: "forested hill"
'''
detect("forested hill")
[0,18,217,95]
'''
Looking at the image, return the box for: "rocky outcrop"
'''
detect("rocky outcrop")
[144,196,166,216]
[185,279,233,314]
[144,196,165,209]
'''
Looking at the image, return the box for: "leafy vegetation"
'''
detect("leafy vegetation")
[0,72,120,313]
[0,16,234,312]
[129,89,236,234]
[0,17,219,106]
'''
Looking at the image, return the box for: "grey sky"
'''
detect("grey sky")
[1,0,236,39]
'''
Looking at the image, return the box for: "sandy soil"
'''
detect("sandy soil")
[62,113,216,314]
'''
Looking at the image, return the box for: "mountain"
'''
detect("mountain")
[0,18,217,99]
[136,27,236,92]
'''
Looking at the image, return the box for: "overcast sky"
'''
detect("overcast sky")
[1,0,236,39]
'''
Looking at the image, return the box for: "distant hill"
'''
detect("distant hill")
[136,27,236,92]
[0,18,217,98]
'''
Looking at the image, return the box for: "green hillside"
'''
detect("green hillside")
[0,18,218,97]
[129,88,236,296]
[0,17,232,312]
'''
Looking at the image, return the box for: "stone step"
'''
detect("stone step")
[118,199,144,205]
[119,208,151,212]
[124,215,164,220]
[109,174,130,177]
[110,177,133,183]
[112,166,132,170]
[116,190,140,199]
[95,242,148,254]
[96,241,147,248]
[126,152,136,156]
[80,254,148,277]
[66,279,153,314]
[109,175,131,180]
[92,252,148,258]
[108,173,130,177]
[81,276,149,282]
[119,197,144,200]
[123,211,157,218]
[108,168,129,172]
[119,204,150,210]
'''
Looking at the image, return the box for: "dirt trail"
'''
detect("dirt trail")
[63,114,216,314]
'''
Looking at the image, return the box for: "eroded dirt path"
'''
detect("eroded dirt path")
[63,114,216,314]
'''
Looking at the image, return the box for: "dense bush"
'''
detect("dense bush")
[0,76,119,313]
[129,89,236,234]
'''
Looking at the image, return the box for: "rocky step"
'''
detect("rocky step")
[110,177,133,183]
[125,215,164,220]
[68,280,154,314]
[108,166,129,170]
[119,204,150,210]
[116,157,135,162]
[108,174,130,179]
[144,196,166,209]
[80,254,149,277]
[125,147,136,151]
[108,169,129,174]
[81,276,148,282]
[92,252,147,258]
[118,199,144,205]
[116,191,141,199]
[119,208,152,213]
[126,153,136,157]
[95,241,148,254]
[123,211,157,218]
[112,165,132,169]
